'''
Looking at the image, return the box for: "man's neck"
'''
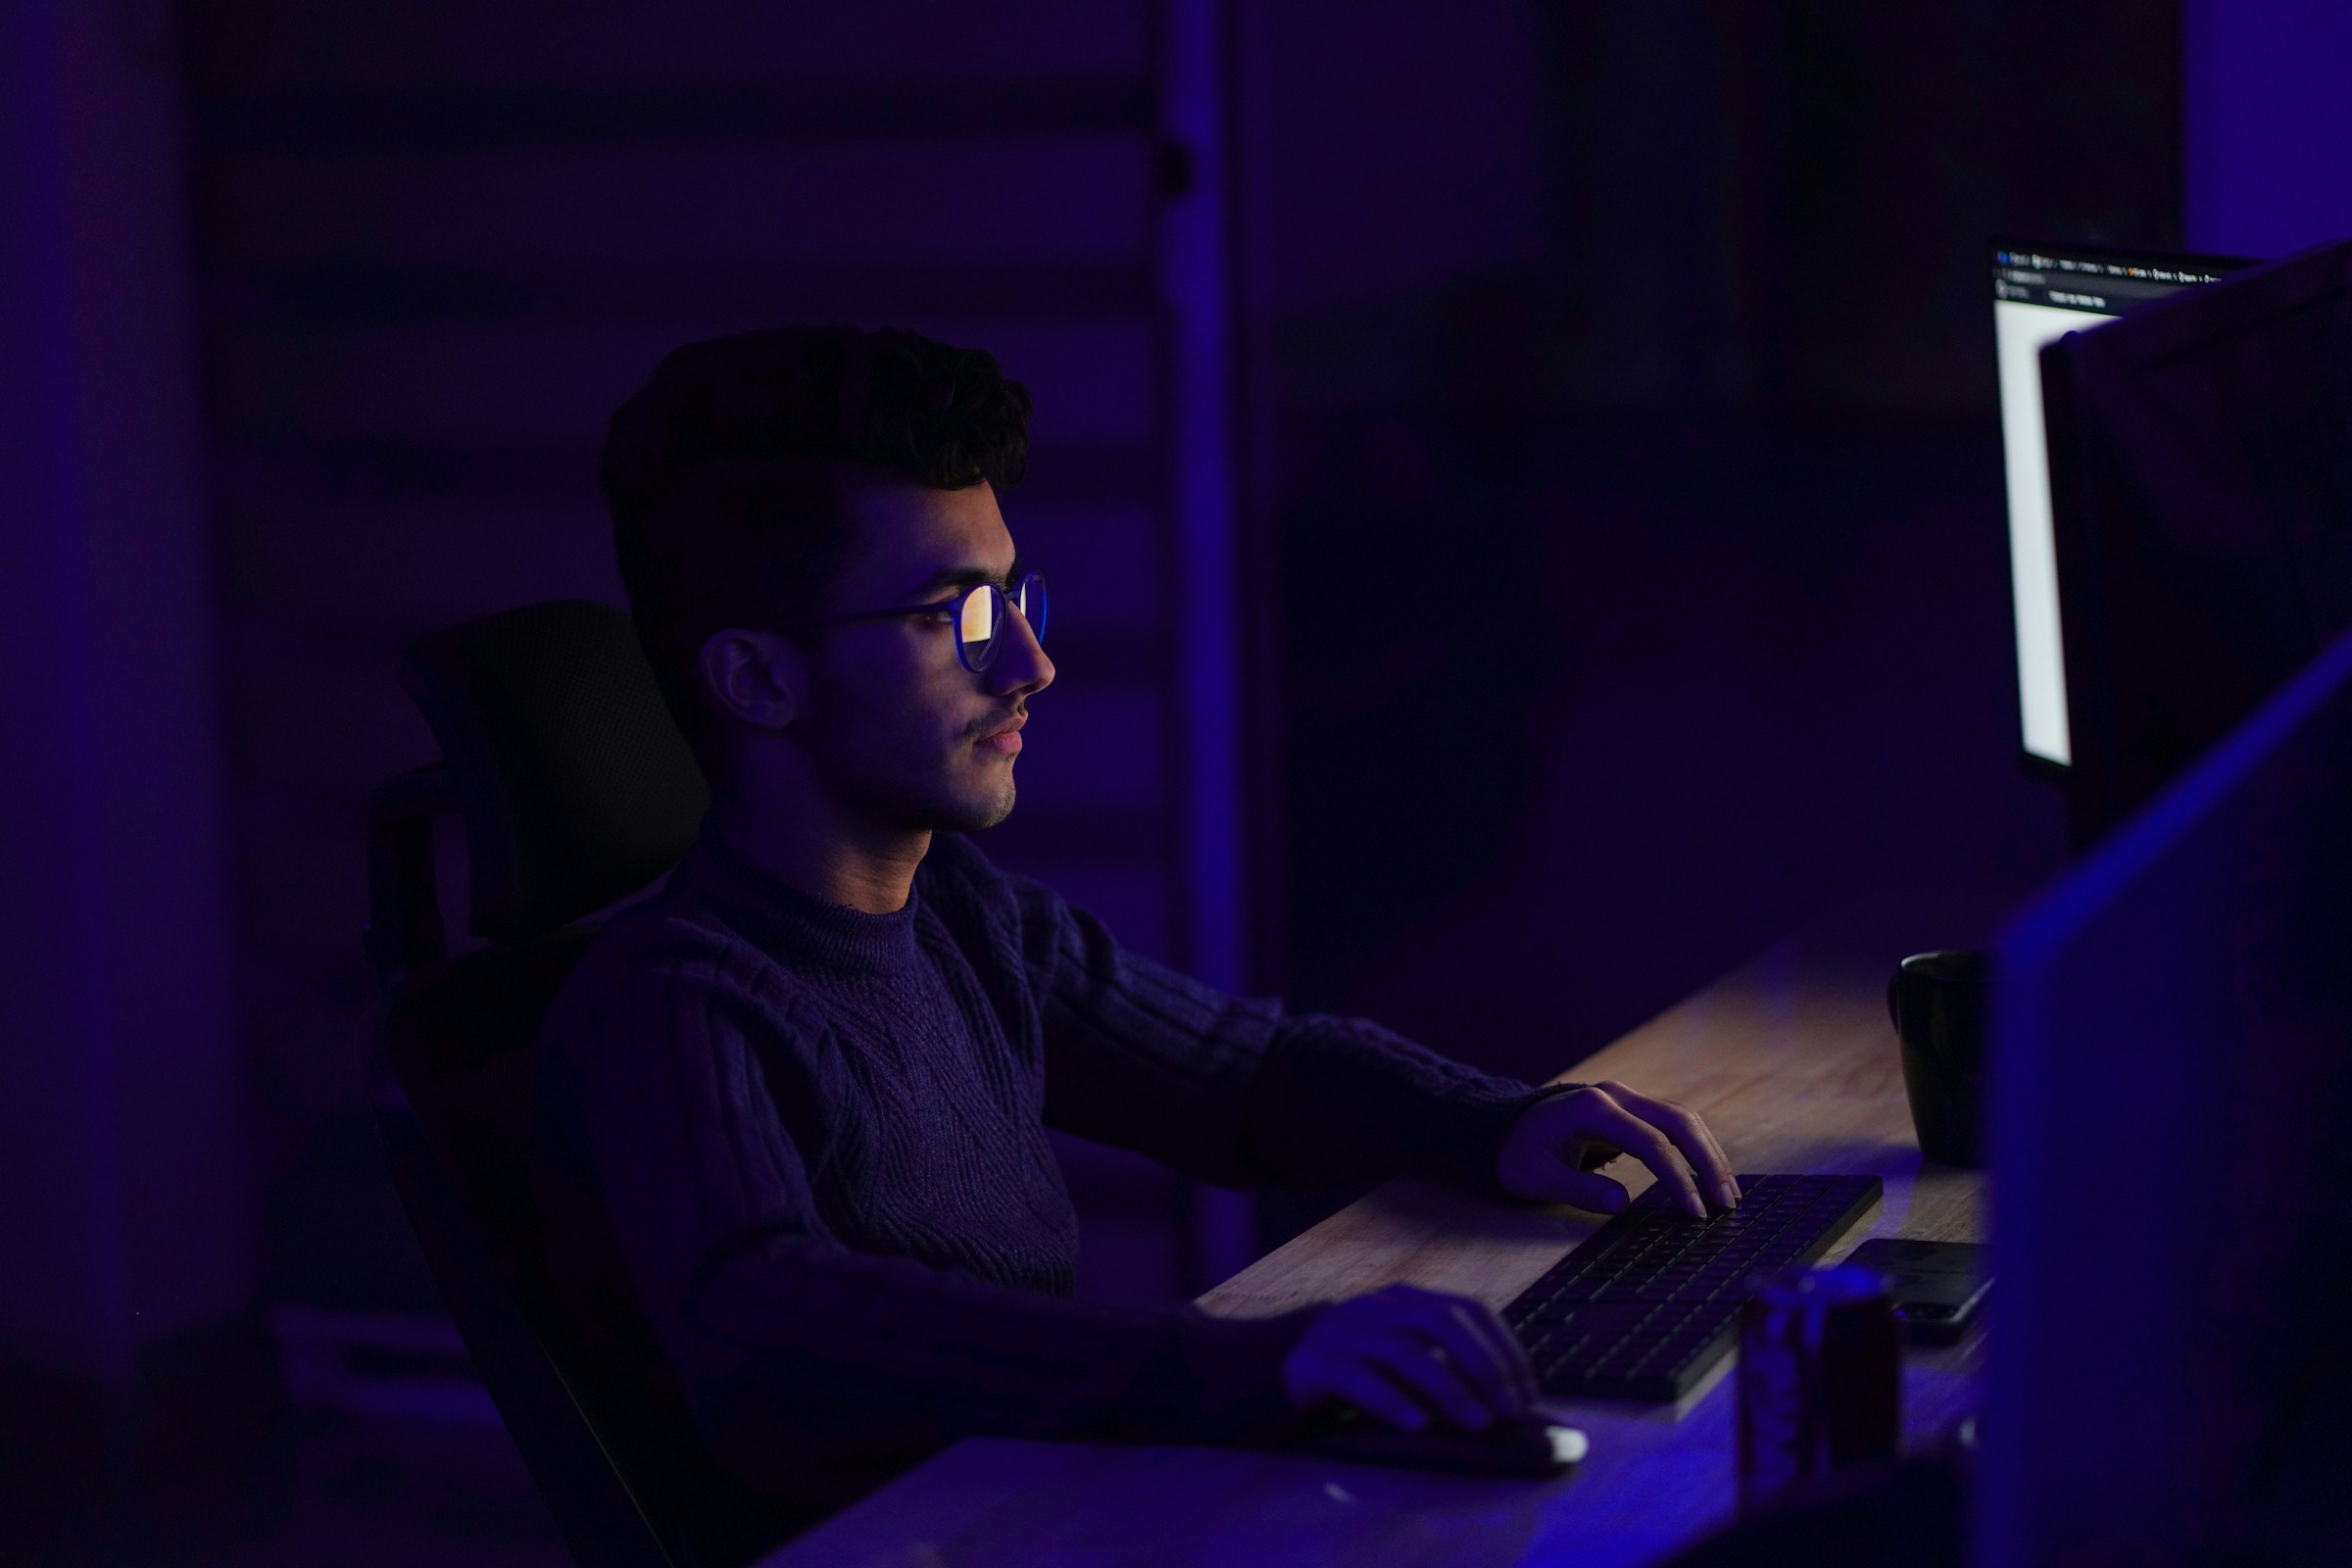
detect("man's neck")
[709,790,930,915]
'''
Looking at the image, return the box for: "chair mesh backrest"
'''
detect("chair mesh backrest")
[400,600,708,946]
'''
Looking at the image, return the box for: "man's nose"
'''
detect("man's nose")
[988,602,1054,697]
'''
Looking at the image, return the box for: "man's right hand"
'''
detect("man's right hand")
[1282,1284,1538,1432]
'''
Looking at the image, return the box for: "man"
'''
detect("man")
[536,326,1737,1537]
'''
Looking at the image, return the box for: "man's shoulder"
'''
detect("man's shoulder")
[545,884,806,1038]
[565,891,748,975]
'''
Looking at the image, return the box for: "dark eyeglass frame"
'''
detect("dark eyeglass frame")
[760,569,1048,674]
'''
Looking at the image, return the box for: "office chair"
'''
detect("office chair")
[363,599,796,1568]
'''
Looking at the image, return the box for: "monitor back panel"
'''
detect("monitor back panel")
[1984,620,2352,1565]
[2042,237,2352,841]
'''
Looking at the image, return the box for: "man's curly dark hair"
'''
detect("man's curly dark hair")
[603,325,1032,752]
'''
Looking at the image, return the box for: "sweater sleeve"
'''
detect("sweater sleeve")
[534,915,1314,1480]
[980,850,1553,1194]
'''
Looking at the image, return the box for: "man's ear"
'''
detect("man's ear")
[698,627,805,733]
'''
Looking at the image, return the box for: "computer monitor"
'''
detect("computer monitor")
[2037,236,2352,842]
[1990,239,2249,773]
[1982,618,2352,1565]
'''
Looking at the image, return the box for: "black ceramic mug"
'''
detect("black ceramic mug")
[1886,951,1989,1168]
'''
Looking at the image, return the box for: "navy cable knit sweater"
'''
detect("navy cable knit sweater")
[534,822,1548,1513]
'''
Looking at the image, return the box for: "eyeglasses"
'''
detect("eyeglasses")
[763,570,1048,674]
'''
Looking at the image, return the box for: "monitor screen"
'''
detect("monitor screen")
[1990,241,2248,768]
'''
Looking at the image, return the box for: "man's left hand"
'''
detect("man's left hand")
[1495,1081,1739,1218]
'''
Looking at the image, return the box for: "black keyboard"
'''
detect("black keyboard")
[1503,1173,1883,1401]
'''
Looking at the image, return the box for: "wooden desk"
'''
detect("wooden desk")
[763,922,1986,1568]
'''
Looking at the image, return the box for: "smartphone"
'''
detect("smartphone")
[1845,1238,1991,1346]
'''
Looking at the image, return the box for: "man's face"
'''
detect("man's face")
[787,476,1053,834]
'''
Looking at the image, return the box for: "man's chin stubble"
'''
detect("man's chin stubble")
[957,782,1017,834]
[898,767,1016,836]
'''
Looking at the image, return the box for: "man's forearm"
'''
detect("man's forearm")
[1234,1015,1553,1193]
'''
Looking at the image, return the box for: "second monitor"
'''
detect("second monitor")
[1989,237,2247,773]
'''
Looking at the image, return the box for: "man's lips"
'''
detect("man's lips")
[977,713,1025,754]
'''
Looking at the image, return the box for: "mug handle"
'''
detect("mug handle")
[1886,971,1902,1033]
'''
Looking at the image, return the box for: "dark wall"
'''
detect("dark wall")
[2186,0,2352,256]
[1245,2,2180,1093]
